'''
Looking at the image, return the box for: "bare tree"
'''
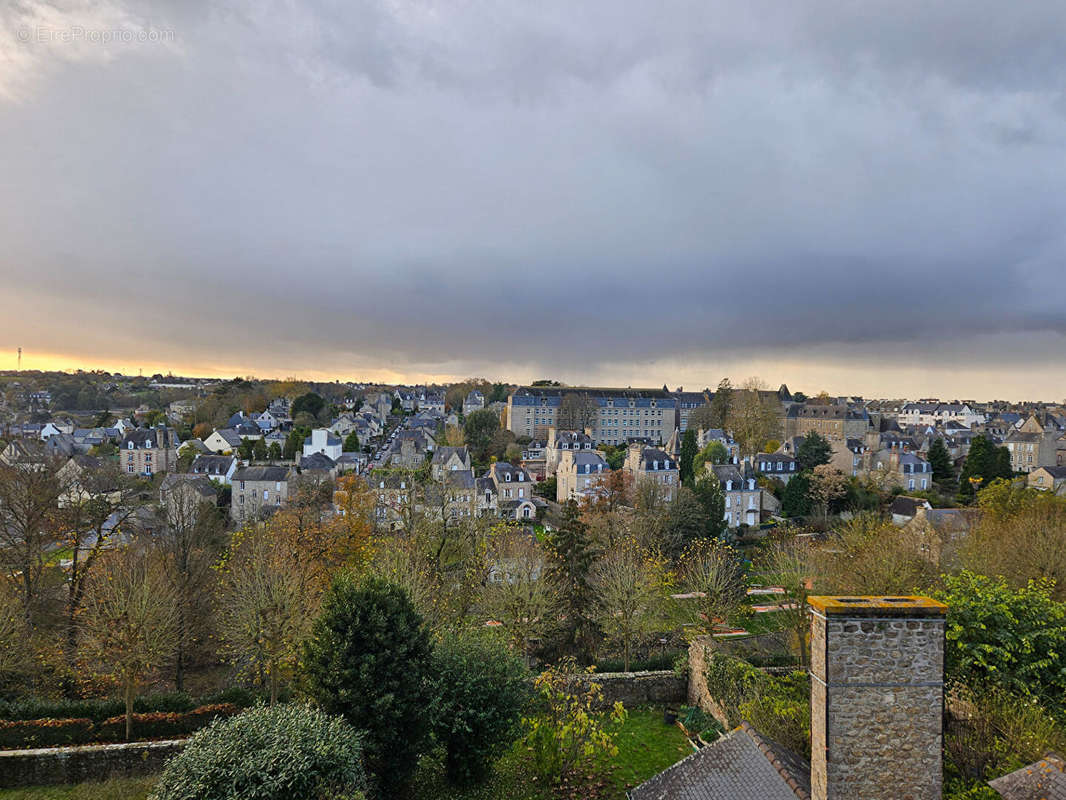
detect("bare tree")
[483,529,556,665]
[808,464,849,521]
[591,539,667,671]
[155,483,224,692]
[673,538,747,638]
[556,392,596,432]
[80,545,178,740]
[0,459,65,628]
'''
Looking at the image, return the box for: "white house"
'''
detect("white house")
[303,429,342,460]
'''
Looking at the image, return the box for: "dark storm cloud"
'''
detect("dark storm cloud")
[1,0,1065,383]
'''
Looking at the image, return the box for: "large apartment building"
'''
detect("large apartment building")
[507,386,675,445]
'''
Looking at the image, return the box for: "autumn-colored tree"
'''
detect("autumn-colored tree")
[729,378,782,459]
[216,525,316,704]
[812,514,937,596]
[591,539,668,671]
[808,464,849,521]
[58,463,146,663]
[80,545,178,740]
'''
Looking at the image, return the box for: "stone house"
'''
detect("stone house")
[430,446,471,480]
[544,428,595,477]
[1004,429,1061,473]
[555,450,610,503]
[1027,465,1066,495]
[462,390,486,416]
[189,454,237,485]
[231,465,289,523]
[709,463,762,529]
[120,426,179,477]
[622,444,678,502]
[783,402,870,444]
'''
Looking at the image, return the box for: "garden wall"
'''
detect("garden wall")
[0,739,185,788]
[565,670,687,711]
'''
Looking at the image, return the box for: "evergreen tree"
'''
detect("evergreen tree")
[303,575,433,796]
[267,441,282,460]
[252,437,268,461]
[237,438,255,460]
[283,430,303,460]
[692,472,727,540]
[795,431,832,472]
[928,438,954,486]
[959,435,1011,498]
[343,430,360,452]
[781,471,813,517]
[680,429,698,487]
[709,378,733,429]
[547,500,598,662]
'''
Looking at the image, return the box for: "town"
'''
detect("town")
[0,368,1063,799]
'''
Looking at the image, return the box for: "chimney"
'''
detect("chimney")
[808,596,947,800]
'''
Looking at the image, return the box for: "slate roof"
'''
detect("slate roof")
[988,754,1066,799]
[299,453,337,471]
[1037,466,1066,479]
[889,496,929,518]
[233,465,289,483]
[432,446,470,466]
[628,723,810,800]
[160,473,217,499]
[190,454,235,477]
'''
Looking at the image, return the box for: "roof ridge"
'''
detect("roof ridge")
[740,722,811,800]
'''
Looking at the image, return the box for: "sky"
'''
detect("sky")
[1,1,1065,401]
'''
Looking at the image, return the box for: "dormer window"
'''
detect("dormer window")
[726,480,733,491]
[505,473,511,482]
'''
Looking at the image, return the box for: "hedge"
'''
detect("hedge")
[0,688,279,724]
[0,704,239,749]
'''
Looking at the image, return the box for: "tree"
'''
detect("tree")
[303,575,433,795]
[216,525,316,704]
[795,431,832,472]
[808,464,849,521]
[546,500,599,662]
[556,392,596,432]
[709,378,733,429]
[428,632,530,786]
[591,540,667,671]
[483,530,556,664]
[80,545,178,740]
[659,487,710,558]
[674,538,747,637]
[237,438,255,460]
[523,659,627,786]
[0,459,64,628]
[291,392,325,419]
[267,441,282,460]
[757,534,813,666]
[282,430,303,460]
[679,429,698,487]
[157,483,224,691]
[812,514,936,596]
[251,437,268,461]
[692,472,728,541]
[933,571,1066,709]
[959,435,1012,499]
[695,440,729,469]
[729,378,781,458]
[463,408,499,453]
[342,430,360,452]
[780,471,812,518]
[928,438,954,487]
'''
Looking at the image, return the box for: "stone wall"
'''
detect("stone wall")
[0,739,185,788]
[686,636,730,727]
[565,670,686,711]
[809,597,946,800]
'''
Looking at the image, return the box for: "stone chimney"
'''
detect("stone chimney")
[808,596,947,800]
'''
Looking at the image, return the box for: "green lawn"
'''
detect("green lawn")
[0,711,692,800]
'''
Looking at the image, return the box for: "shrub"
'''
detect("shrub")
[152,704,365,800]
[0,717,94,749]
[303,575,432,796]
[96,705,239,742]
[523,658,627,785]
[0,691,195,723]
[427,632,530,786]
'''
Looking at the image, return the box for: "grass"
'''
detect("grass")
[0,711,691,800]
[0,777,155,800]
[410,709,692,800]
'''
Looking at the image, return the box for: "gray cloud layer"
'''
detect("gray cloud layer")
[1,0,1065,388]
